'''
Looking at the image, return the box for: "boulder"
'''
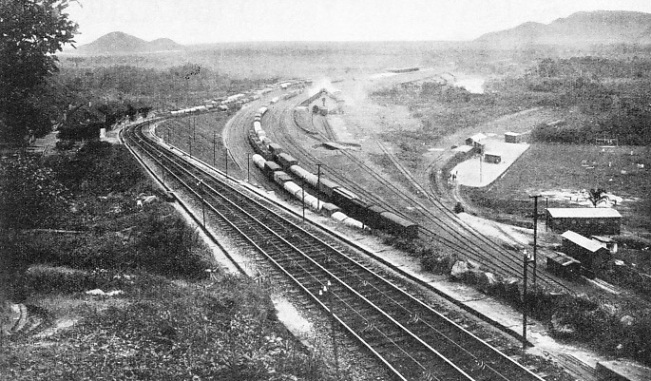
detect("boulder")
[450,261,469,280]
[142,195,158,204]
[620,315,635,327]
[478,272,498,292]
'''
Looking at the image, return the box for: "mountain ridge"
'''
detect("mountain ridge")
[77,32,183,54]
[475,10,651,48]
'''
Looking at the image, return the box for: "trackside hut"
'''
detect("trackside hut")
[561,230,611,276]
[545,208,621,236]
[504,132,522,143]
[484,152,501,164]
[465,133,487,152]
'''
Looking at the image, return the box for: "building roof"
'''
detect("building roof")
[547,208,621,219]
[468,133,487,142]
[562,231,608,253]
[504,132,520,136]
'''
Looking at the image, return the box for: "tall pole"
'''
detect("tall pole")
[213,131,216,167]
[302,178,305,224]
[320,281,339,377]
[522,249,529,351]
[479,153,483,184]
[247,153,251,183]
[316,164,322,208]
[188,133,192,157]
[225,149,228,177]
[530,195,540,288]
[198,181,205,228]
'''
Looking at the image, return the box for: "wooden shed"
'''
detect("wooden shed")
[561,230,611,277]
[465,133,487,149]
[484,152,502,164]
[545,208,621,236]
[504,132,522,143]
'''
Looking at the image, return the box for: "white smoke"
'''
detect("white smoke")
[308,77,340,97]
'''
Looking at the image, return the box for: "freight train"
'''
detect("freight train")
[246,114,419,239]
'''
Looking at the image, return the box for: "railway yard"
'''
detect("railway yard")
[138,71,649,381]
[8,5,651,381]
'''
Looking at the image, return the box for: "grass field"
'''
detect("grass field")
[463,143,651,235]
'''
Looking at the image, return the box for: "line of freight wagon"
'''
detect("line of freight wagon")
[247,105,419,239]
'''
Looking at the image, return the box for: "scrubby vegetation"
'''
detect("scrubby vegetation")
[381,234,651,366]
[526,57,651,146]
[0,143,335,380]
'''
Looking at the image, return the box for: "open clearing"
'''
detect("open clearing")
[463,143,651,234]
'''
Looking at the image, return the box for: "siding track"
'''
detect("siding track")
[123,120,546,381]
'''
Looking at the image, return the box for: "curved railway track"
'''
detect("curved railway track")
[261,98,572,292]
[124,119,546,381]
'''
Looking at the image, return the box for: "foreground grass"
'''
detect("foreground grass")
[0,142,334,381]
[1,273,323,381]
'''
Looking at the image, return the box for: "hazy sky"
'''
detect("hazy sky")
[66,0,651,45]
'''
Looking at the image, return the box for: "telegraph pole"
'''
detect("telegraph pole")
[316,164,322,208]
[247,153,251,183]
[213,131,216,167]
[529,194,541,287]
[479,153,483,184]
[198,181,206,229]
[319,281,339,376]
[225,149,228,177]
[302,178,306,223]
[522,249,532,351]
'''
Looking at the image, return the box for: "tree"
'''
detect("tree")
[0,0,77,144]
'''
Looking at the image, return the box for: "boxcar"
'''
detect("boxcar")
[321,203,341,217]
[263,161,282,179]
[546,251,581,279]
[316,177,340,197]
[331,187,360,212]
[381,211,419,239]
[365,205,387,229]
[273,171,293,184]
[276,152,298,169]
[345,198,370,223]
[268,143,284,156]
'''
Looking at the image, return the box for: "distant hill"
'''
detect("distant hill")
[475,11,651,48]
[77,32,183,54]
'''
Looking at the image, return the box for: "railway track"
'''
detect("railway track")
[124,119,546,381]
[264,98,572,292]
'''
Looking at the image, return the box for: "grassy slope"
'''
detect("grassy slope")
[463,143,651,233]
[0,142,334,381]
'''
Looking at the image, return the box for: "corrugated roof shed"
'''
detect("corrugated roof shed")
[504,132,520,137]
[547,208,621,219]
[561,231,605,253]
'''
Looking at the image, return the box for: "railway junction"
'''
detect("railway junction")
[122,75,647,381]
